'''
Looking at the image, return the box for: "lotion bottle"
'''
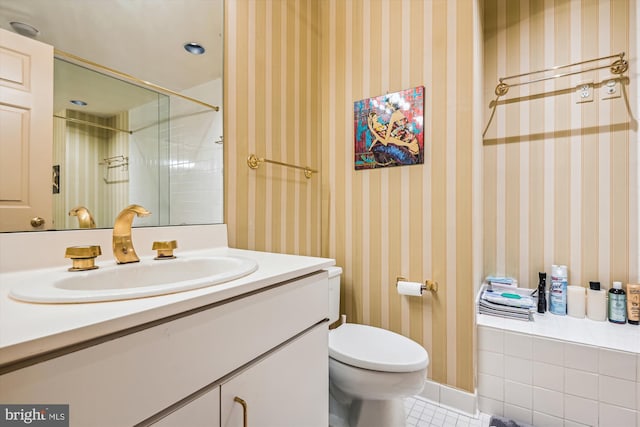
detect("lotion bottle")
[587,281,607,321]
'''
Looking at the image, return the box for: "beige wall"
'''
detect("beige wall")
[52,112,129,229]
[226,0,481,392]
[224,0,322,256]
[483,0,638,289]
[320,0,480,392]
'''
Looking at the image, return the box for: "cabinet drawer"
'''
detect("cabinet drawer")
[0,272,328,426]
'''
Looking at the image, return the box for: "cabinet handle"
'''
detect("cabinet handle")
[233,396,248,427]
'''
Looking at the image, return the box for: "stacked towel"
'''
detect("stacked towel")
[477,283,535,321]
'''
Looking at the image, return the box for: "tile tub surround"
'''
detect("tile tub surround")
[477,314,640,427]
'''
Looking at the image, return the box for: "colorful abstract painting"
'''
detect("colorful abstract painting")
[354,86,425,170]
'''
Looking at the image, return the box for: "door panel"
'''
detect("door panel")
[0,28,53,231]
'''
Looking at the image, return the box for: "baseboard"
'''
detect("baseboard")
[417,379,479,418]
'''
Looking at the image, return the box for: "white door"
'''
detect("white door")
[0,28,53,231]
[220,325,328,427]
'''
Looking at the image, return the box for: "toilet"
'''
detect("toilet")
[326,267,429,427]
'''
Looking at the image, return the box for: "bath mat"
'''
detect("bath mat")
[489,415,533,427]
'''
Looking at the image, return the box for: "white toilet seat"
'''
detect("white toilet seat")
[329,323,428,373]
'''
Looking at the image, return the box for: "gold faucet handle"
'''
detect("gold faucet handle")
[65,245,102,271]
[152,240,177,260]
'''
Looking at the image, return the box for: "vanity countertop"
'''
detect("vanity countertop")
[0,246,334,367]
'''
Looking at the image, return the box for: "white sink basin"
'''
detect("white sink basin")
[9,256,258,304]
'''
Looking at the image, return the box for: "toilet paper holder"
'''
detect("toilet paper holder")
[396,276,438,293]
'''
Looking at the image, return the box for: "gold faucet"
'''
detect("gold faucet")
[112,204,151,264]
[68,206,96,228]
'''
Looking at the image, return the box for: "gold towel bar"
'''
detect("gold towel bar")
[247,154,318,179]
[484,52,629,137]
[54,49,220,112]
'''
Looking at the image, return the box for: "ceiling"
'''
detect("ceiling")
[0,0,223,115]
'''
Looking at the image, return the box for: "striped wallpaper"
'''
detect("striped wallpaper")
[225,0,482,392]
[52,111,129,229]
[224,0,322,256]
[483,0,639,290]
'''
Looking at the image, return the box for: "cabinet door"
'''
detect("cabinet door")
[220,324,328,427]
[0,28,53,231]
[151,387,220,427]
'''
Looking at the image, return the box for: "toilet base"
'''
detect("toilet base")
[329,385,406,427]
[348,398,406,427]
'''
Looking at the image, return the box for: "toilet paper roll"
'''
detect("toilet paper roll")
[397,281,423,296]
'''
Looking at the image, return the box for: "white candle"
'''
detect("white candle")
[567,285,586,318]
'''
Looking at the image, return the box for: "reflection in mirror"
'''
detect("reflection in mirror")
[0,0,224,232]
[52,57,223,230]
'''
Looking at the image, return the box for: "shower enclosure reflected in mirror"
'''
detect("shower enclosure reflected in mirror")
[53,58,223,230]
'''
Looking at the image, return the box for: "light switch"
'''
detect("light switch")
[601,79,621,100]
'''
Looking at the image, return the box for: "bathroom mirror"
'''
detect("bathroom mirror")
[0,0,224,231]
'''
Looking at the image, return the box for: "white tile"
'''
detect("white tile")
[564,368,598,400]
[478,350,504,377]
[478,396,503,418]
[599,402,637,427]
[599,348,637,380]
[533,336,564,366]
[504,380,532,409]
[599,375,637,410]
[478,373,503,401]
[504,356,533,385]
[478,326,504,353]
[533,386,564,418]
[503,404,532,425]
[504,332,533,360]
[533,411,564,427]
[532,361,565,392]
[564,394,599,426]
[638,382,640,423]
[564,342,598,372]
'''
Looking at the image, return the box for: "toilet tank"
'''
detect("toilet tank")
[325,266,342,324]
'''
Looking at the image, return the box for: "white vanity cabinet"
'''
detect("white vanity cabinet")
[0,271,329,427]
[219,325,328,427]
[152,324,327,427]
[152,388,220,427]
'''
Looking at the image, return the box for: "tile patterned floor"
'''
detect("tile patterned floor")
[404,396,492,427]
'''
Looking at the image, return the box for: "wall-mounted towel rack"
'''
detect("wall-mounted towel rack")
[247,154,318,179]
[99,155,129,183]
[483,52,629,137]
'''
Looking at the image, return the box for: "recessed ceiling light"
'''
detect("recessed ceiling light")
[10,21,40,38]
[70,100,87,106]
[184,42,205,55]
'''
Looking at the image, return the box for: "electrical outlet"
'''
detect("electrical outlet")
[575,82,594,104]
[601,79,621,100]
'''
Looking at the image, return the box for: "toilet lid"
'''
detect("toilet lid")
[329,324,429,373]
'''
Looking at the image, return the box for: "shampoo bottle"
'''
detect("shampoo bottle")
[608,281,627,324]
